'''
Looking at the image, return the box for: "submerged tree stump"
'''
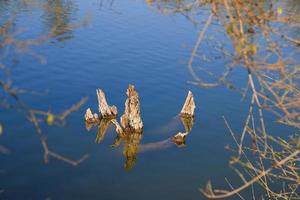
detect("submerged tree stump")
[172,132,188,147]
[84,108,99,124]
[96,89,118,118]
[180,91,195,117]
[172,116,194,147]
[171,91,196,146]
[84,86,199,164]
[120,85,143,132]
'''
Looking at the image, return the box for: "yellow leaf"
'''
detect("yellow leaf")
[277,7,283,15]
[248,44,257,55]
[47,114,55,125]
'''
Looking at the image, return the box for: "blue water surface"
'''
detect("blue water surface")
[0,1,293,199]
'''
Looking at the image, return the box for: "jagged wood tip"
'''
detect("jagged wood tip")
[84,108,99,124]
[96,89,118,118]
[120,85,143,132]
[180,91,195,117]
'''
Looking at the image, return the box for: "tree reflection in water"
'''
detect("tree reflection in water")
[0,0,90,165]
[43,0,75,42]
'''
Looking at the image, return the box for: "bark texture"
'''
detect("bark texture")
[180,91,195,117]
[120,85,143,132]
[96,89,118,118]
[84,108,99,123]
[172,132,188,147]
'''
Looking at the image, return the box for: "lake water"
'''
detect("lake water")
[0,0,294,199]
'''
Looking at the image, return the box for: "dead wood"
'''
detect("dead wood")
[120,85,143,132]
[96,89,117,118]
[180,91,195,117]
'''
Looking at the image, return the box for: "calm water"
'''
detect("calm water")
[0,1,293,199]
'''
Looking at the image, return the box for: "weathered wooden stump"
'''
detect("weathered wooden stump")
[172,132,187,147]
[85,89,117,125]
[172,91,196,146]
[120,85,143,133]
[87,87,198,148]
[96,89,118,118]
[84,108,99,124]
[180,91,195,117]
[109,85,143,136]
[84,86,199,167]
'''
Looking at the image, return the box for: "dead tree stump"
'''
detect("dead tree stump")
[172,132,187,147]
[96,89,118,118]
[180,91,195,117]
[172,91,196,146]
[120,85,143,132]
[84,108,99,123]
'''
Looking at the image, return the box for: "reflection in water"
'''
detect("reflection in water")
[138,115,195,152]
[180,115,194,133]
[171,115,194,147]
[43,0,74,42]
[151,115,182,135]
[122,132,143,171]
[86,118,143,171]
[95,118,113,143]
[85,114,195,171]
[139,138,173,153]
